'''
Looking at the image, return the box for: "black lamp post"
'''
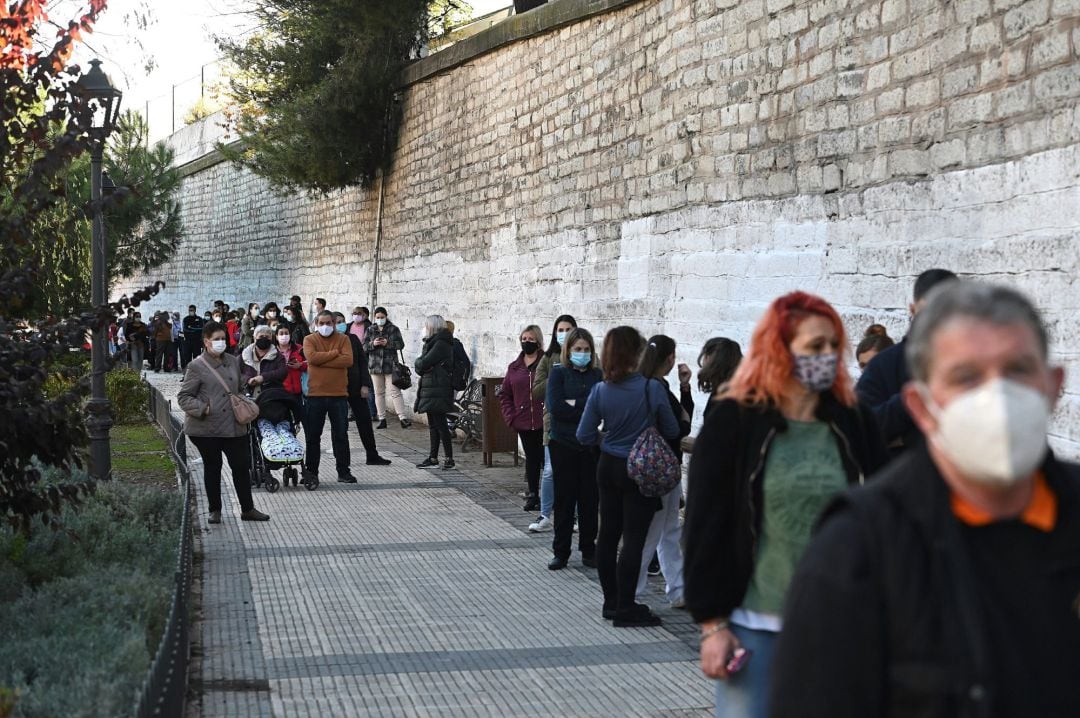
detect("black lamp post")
[77,59,122,482]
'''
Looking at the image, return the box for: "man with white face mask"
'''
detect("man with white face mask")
[302,310,357,484]
[770,282,1080,718]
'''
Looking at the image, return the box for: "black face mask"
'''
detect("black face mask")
[521,341,539,356]
[255,337,272,350]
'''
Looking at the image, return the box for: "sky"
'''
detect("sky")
[69,0,512,141]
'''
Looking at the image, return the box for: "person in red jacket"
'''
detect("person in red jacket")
[275,324,307,398]
[500,324,546,511]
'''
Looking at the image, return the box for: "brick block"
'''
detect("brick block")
[948,93,993,129]
[889,148,930,175]
[867,61,892,91]
[994,80,1032,118]
[969,21,1002,53]
[1033,62,1080,101]
[944,65,979,97]
[906,77,940,108]
[1004,0,1051,40]
[1031,30,1070,68]
[882,0,909,24]
[930,138,967,168]
[892,49,930,81]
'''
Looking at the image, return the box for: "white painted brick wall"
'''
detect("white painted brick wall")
[123,0,1080,457]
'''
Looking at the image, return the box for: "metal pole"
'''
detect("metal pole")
[87,142,113,481]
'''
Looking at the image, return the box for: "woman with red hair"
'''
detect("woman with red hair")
[683,291,887,718]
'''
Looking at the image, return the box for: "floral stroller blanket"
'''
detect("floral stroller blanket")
[257,418,304,463]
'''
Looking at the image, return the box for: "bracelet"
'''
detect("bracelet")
[699,620,730,643]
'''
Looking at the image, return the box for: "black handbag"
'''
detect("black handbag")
[392,350,413,390]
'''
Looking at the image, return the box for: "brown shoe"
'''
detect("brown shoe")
[241,509,270,522]
[208,511,222,524]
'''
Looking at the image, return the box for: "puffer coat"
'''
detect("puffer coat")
[413,329,455,414]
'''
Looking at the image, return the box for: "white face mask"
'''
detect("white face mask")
[375,318,386,327]
[351,314,362,324]
[277,334,291,345]
[210,339,227,354]
[316,324,334,338]
[921,378,1050,486]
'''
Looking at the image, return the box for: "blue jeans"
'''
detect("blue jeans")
[540,446,554,517]
[303,396,351,477]
[713,625,777,718]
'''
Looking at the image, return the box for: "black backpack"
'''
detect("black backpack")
[450,338,471,391]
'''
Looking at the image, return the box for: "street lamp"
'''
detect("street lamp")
[77,59,122,482]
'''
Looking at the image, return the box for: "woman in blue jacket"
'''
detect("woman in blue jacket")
[577,326,679,627]
[545,328,603,571]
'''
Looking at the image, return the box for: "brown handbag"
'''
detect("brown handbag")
[201,356,260,425]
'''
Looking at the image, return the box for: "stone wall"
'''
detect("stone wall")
[125,0,1080,455]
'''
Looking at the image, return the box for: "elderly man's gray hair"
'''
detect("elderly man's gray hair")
[906,282,1048,382]
[254,324,274,338]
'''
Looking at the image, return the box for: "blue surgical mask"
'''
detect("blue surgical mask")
[336,322,347,333]
[570,352,591,368]
[556,331,568,346]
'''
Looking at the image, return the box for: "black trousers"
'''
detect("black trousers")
[518,429,544,495]
[190,435,254,513]
[596,451,660,613]
[347,392,380,460]
[549,440,599,560]
[153,339,172,371]
[427,411,453,460]
[303,396,350,476]
[182,339,202,369]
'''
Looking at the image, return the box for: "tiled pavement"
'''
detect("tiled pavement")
[146,373,712,717]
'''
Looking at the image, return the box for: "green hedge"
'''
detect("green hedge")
[0,469,182,717]
[42,365,148,425]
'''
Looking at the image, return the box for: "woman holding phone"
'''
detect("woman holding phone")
[683,292,886,717]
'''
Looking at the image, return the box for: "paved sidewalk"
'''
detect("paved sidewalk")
[147,372,712,717]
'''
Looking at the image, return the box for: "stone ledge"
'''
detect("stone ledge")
[400,0,646,87]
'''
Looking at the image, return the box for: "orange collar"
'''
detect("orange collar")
[951,472,1057,532]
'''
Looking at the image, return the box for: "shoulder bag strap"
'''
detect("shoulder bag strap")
[200,355,235,395]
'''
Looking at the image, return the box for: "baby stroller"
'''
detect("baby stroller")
[247,387,313,491]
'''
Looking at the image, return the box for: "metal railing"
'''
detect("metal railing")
[136,385,193,718]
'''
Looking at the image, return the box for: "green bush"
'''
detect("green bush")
[0,474,182,717]
[106,368,149,425]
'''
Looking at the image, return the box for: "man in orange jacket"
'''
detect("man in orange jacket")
[302,311,356,483]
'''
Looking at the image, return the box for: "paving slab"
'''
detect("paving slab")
[147,371,711,716]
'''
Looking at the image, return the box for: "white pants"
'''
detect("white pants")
[372,372,408,420]
[636,483,685,603]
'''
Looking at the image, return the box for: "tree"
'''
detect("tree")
[103,110,184,279]
[1,0,164,533]
[218,0,471,193]
[11,110,183,316]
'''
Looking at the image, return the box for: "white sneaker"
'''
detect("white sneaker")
[528,515,552,533]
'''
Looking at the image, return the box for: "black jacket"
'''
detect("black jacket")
[855,338,921,452]
[770,446,1080,718]
[546,363,603,449]
[683,394,888,624]
[344,334,373,398]
[413,329,454,414]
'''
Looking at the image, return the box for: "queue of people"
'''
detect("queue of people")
[155,271,1079,717]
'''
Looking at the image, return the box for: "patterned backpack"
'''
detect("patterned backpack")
[627,379,681,498]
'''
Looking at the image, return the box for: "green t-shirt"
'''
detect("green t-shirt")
[742,419,848,616]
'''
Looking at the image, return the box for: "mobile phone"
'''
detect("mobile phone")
[726,647,752,674]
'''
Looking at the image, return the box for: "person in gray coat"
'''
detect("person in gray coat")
[414,315,456,470]
[178,320,270,525]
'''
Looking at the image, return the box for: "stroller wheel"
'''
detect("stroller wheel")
[284,466,298,486]
[266,477,281,493]
[305,475,319,491]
